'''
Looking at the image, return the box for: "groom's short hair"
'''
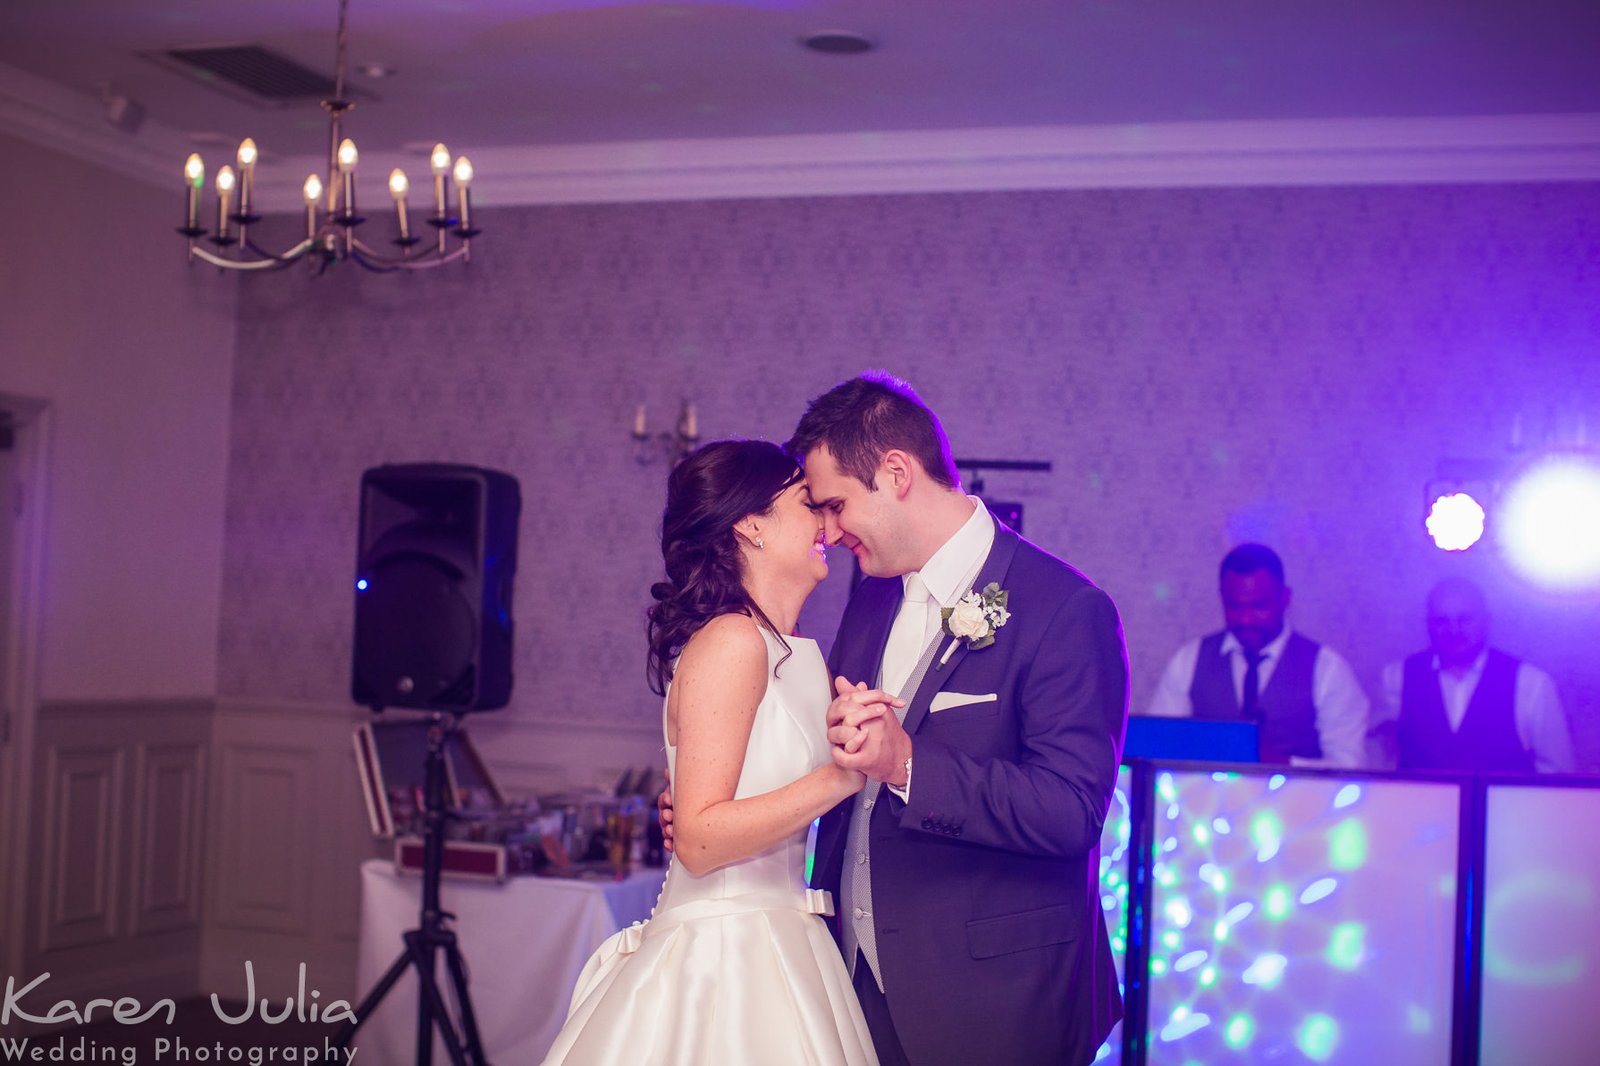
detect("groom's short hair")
[786,371,960,490]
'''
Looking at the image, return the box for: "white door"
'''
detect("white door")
[0,398,48,980]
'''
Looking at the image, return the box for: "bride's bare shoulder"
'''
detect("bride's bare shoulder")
[680,612,766,670]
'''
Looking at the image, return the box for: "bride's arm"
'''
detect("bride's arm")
[670,613,862,877]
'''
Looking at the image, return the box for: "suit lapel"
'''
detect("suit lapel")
[899,525,1020,738]
[836,576,900,687]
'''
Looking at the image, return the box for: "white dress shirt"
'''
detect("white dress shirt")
[1146,627,1369,769]
[881,498,995,800]
[1378,651,1576,773]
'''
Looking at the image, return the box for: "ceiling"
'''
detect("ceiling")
[4,0,1600,198]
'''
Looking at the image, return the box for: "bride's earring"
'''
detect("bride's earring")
[754,535,765,549]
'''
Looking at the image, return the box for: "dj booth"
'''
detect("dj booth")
[1101,716,1600,1065]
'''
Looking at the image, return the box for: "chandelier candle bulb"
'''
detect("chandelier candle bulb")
[632,404,647,438]
[453,156,475,235]
[430,143,451,220]
[337,138,359,222]
[682,403,698,441]
[215,165,236,244]
[181,154,205,235]
[303,174,323,239]
[235,138,258,220]
[389,169,412,242]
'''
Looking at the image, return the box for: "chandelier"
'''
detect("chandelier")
[176,0,480,272]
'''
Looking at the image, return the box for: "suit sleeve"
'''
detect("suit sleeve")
[895,583,1129,860]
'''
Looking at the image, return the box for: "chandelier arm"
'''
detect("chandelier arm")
[189,242,316,271]
[350,244,473,272]
[349,233,469,265]
[244,236,319,263]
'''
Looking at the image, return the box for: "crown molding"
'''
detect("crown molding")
[5,60,1599,207]
[0,61,191,186]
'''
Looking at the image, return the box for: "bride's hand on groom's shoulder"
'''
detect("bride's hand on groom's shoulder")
[657,769,674,853]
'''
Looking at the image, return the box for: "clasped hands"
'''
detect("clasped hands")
[827,676,911,789]
[656,677,911,854]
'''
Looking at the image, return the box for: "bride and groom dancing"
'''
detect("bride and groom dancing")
[542,372,1129,1066]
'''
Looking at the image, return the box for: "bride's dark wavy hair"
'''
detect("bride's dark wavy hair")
[646,439,803,695]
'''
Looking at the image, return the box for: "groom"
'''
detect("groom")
[791,372,1127,1066]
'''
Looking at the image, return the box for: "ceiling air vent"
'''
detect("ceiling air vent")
[141,45,375,107]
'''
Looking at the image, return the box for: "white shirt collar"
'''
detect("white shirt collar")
[905,496,995,608]
[1430,648,1489,679]
[1219,625,1293,661]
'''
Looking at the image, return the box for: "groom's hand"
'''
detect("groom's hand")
[826,677,903,755]
[828,678,913,787]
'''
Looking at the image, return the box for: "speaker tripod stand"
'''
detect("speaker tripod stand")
[336,712,490,1066]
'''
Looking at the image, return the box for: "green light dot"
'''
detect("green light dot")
[1162,930,1181,950]
[1328,818,1368,870]
[1192,823,1211,846]
[1326,922,1365,970]
[1210,869,1229,892]
[1297,1014,1340,1062]
[1264,884,1294,920]
[1225,1014,1255,1049]
[1151,958,1168,975]
[1199,965,1217,987]
[1213,920,1230,941]
[1251,811,1283,851]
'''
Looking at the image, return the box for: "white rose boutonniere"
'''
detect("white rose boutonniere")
[937,582,1010,667]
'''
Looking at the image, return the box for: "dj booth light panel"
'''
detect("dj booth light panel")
[1480,784,1600,1065]
[1144,771,1459,1064]
[1093,765,1134,1065]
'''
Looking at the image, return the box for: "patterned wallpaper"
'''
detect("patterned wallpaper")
[220,182,1600,768]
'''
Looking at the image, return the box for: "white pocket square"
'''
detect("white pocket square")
[929,691,998,713]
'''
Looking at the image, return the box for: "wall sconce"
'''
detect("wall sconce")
[632,402,699,465]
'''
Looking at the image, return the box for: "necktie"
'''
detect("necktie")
[880,573,934,697]
[1241,651,1264,719]
[842,572,942,992]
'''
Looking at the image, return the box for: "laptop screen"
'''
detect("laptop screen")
[1122,715,1260,763]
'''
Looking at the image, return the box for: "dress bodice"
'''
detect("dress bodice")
[659,626,831,911]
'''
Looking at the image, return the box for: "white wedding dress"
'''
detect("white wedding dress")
[540,628,879,1066]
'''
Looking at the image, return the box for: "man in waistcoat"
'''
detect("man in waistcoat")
[1145,543,1367,767]
[1377,577,1574,774]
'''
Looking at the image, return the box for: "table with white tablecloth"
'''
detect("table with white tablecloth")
[352,859,667,1064]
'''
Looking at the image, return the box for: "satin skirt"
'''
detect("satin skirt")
[540,891,878,1066]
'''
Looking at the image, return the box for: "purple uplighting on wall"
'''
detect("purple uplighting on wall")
[220,181,1600,767]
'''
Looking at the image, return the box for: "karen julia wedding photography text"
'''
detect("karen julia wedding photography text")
[1,963,359,1065]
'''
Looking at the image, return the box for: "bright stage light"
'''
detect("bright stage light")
[1425,492,1486,551]
[1495,452,1600,589]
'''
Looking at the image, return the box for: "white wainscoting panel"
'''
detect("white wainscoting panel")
[36,743,123,953]
[130,741,207,935]
[24,701,211,1006]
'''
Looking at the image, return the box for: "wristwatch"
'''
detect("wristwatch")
[888,755,912,802]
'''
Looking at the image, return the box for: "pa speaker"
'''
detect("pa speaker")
[352,463,520,712]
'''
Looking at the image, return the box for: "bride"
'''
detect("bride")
[541,439,895,1066]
